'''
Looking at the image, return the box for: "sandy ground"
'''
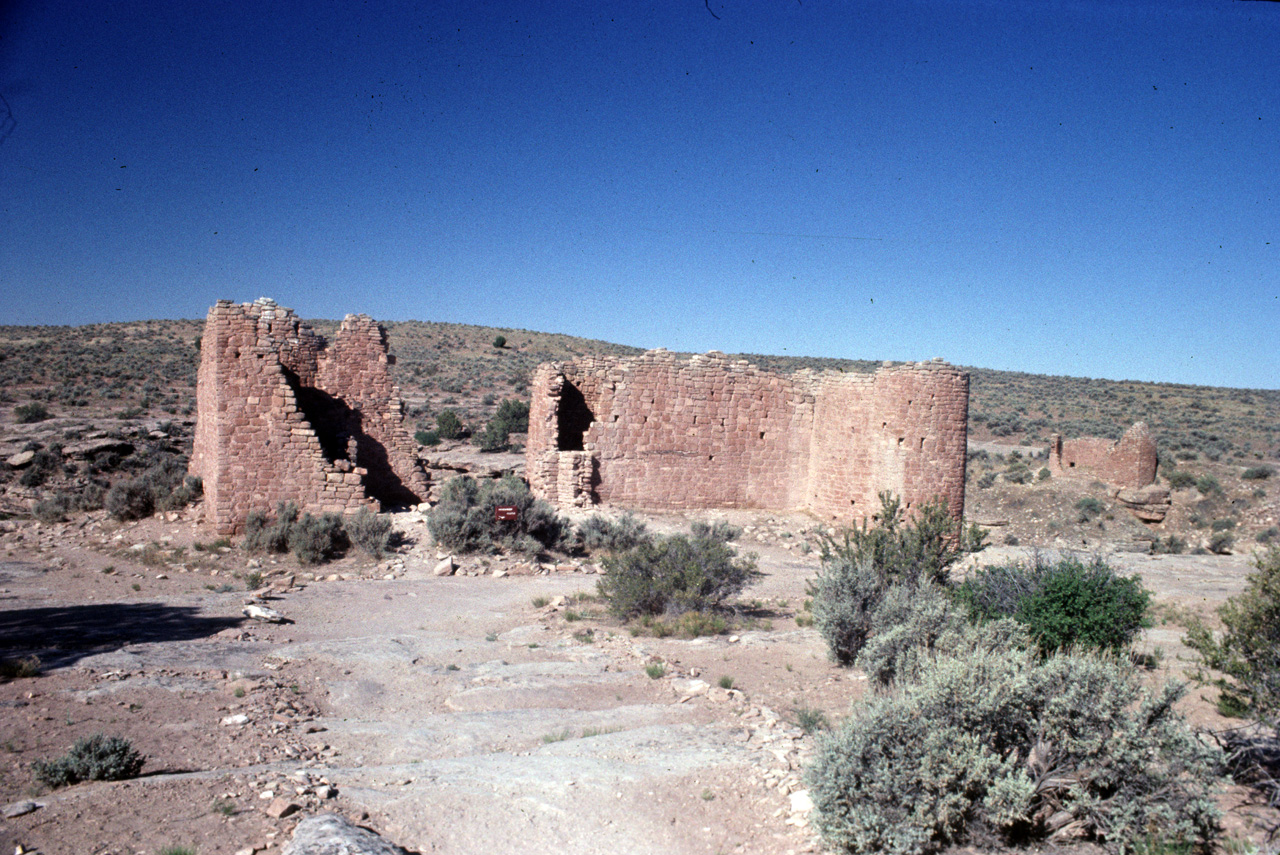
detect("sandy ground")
[1,506,1277,855]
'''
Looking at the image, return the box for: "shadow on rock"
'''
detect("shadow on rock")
[0,602,244,669]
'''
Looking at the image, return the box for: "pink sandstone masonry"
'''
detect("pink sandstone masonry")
[1046,422,1158,489]
[526,350,969,524]
[190,299,428,535]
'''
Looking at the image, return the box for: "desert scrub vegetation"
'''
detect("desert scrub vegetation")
[243,501,348,564]
[13,401,51,423]
[577,512,653,554]
[32,734,145,788]
[472,398,529,452]
[597,522,759,623]
[1185,547,1280,807]
[805,496,1220,855]
[956,555,1151,655]
[806,628,1223,855]
[345,506,394,558]
[809,494,959,671]
[427,475,569,555]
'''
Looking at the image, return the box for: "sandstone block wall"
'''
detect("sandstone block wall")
[527,350,968,524]
[1046,422,1158,489]
[190,299,428,535]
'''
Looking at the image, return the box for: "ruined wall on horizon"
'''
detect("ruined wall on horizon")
[526,350,969,524]
[190,299,428,535]
[1046,422,1158,489]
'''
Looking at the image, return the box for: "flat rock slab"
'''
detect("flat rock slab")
[283,813,409,855]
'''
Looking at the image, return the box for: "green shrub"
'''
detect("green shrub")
[1195,474,1222,496]
[33,734,145,788]
[807,639,1222,855]
[960,522,989,553]
[492,335,506,349]
[14,401,51,423]
[0,655,41,680]
[1186,547,1280,723]
[1037,466,1051,481]
[1257,527,1279,544]
[436,410,464,440]
[1075,496,1105,521]
[598,529,759,619]
[346,507,393,558]
[1165,469,1196,490]
[977,471,997,489]
[1210,518,1236,532]
[18,447,64,488]
[1154,535,1187,554]
[415,428,441,446]
[33,492,72,522]
[578,513,653,554]
[105,478,155,520]
[242,501,347,564]
[1242,466,1273,481]
[290,512,347,564]
[957,556,1151,654]
[1209,532,1234,554]
[428,475,569,555]
[1003,461,1032,484]
[810,494,959,666]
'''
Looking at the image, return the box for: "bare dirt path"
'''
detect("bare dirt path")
[1,510,1276,854]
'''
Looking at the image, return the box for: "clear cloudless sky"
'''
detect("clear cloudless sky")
[1,0,1276,389]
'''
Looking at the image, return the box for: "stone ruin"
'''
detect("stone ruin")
[190,299,428,535]
[525,350,969,524]
[1046,422,1170,522]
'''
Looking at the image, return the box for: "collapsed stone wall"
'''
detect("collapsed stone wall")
[527,350,968,524]
[190,299,428,535]
[1046,422,1158,489]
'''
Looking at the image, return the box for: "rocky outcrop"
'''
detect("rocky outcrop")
[281,813,411,855]
[1114,483,1172,523]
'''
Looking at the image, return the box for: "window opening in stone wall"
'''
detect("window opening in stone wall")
[556,380,594,451]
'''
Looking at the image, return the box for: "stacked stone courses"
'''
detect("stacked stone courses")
[527,350,968,524]
[1046,422,1159,489]
[191,299,428,535]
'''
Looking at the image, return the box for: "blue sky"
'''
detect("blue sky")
[1,1,1276,389]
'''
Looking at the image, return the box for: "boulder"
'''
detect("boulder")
[282,813,410,855]
[1114,484,1172,523]
[5,450,35,468]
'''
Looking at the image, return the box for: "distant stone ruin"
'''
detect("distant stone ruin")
[526,350,969,524]
[190,299,427,535]
[1046,422,1158,488]
[1046,422,1169,522]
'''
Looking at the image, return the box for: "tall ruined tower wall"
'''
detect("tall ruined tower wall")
[191,300,427,535]
[527,351,968,524]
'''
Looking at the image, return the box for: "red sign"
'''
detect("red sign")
[494,505,519,521]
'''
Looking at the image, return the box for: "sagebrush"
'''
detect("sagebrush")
[598,525,759,619]
[33,734,145,788]
[807,628,1222,855]
[427,475,569,555]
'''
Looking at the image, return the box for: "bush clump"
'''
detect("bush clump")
[346,507,393,558]
[809,494,960,668]
[598,526,759,619]
[435,410,464,440]
[13,402,51,423]
[33,734,145,789]
[242,501,347,564]
[957,555,1151,655]
[473,399,530,452]
[1242,466,1274,481]
[578,513,653,554]
[427,475,569,555]
[807,636,1222,855]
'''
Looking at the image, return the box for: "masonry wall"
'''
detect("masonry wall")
[1046,422,1158,489]
[527,351,968,524]
[190,299,428,535]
